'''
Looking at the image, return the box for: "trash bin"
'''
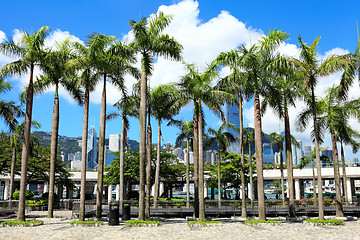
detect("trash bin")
[122,202,131,221]
[108,203,119,225]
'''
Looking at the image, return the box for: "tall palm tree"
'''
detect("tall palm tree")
[108,94,139,204]
[0,78,23,131]
[129,12,182,220]
[297,86,360,217]
[68,38,102,221]
[293,37,353,219]
[178,62,235,222]
[261,58,303,216]
[86,33,139,219]
[243,128,255,208]
[206,122,235,208]
[32,38,83,218]
[0,26,50,220]
[236,29,289,220]
[215,49,252,217]
[171,120,193,208]
[150,84,184,208]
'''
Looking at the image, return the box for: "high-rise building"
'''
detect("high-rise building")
[353,157,359,166]
[87,126,98,170]
[211,151,217,165]
[226,101,241,154]
[263,143,274,164]
[304,145,312,157]
[173,148,184,162]
[68,153,75,162]
[206,150,212,164]
[71,151,82,170]
[189,151,194,164]
[274,152,281,165]
[322,146,333,165]
[109,134,120,152]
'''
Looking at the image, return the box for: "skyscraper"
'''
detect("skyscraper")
[304,145,312,157]
[226,101,240,154]
[109,134,121,152]
[322,146,333,165]
[87,126,98,170]
[263,143,274,163]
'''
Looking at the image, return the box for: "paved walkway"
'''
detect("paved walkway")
[0,211,359,240]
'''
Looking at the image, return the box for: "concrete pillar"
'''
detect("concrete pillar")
[159,182,165,197]
[300,180,305,199]
[44,183,49,193]
[204,181,208,198]
[26,184,30,191]
[346,178,352,203]
[295,179,300,200]
[108,185,112,203]
[151,184,155,197]
[4,181,9,200]
[248,183,253,200]
[286,181,289,199]
[115,184,120,201]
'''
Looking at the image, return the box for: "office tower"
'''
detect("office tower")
[353,157,359,166]
[206,150,212,164]
[109,134,121,152]
[68,153,75,162]
[189,151,194,164]
[274,152,281,165]
[304,145,312,157]
[263,143,274,163]
[173,147,184,162]
[226,101,240,154]
[211,151,217,165]
[321,146,333,164]
[71,151,82,170]
[87,126,98,170]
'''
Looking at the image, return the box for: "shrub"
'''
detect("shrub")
[69,221,102,227]
[41,192,58,200]
[245,219,281,226]
[1,220,43,227]
[12,190,34,200]
[304,219,345,226]
[125,220,161,227]
[188,220,221,228]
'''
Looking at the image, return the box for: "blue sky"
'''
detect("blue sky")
[1,0,360,160]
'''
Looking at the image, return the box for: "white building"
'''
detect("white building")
[109,134,121,152]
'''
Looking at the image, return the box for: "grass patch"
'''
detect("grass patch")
[188,220,221,228]
[245,219,281,226]
[304,219,345,226]
[1,220,44,227]
[69,220,103,227]
[125,220,161,227]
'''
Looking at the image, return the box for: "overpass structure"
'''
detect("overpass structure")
[1,167,359,203]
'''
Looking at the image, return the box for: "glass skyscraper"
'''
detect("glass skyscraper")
[87,126,98,170]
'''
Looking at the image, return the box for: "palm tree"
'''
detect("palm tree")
[150,84,184,208]
[129,11,182,220]
[178,62,234,222]
[243,128,255,208]
[108,94,139,204]
[32,38,82,218]
[68,38,102,221]
[0,26,50,220]
[215,49,252,217]
[86,33,138,219]
[292,36,352,220]
[207,122,235,208]
[297,86,360,217]
[0,78,23,131]
[235,29,289,220]
[170,120,193,208]
[261,57,303,216]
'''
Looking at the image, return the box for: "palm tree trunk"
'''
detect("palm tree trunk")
[217,142,221,208]
[312,159,317,206]
[280,153,285,207]
[96,76,106,219]
[330,131,344,217]
[145,117,152,218]
[193,102,199,218]
[48,84,59,218]
[284,104,295,217]
[138,70,147,221]
[311,87,324,220]
[17,64,34,221]
[254,91,265,220]
[340,142,348,205]
[249,144,254,209]
[154,119,161,208]
[186,138,190,208]
[239,93,247,218]
[119,118,125,204]
[198,101,205,222]
[9,144,16,208]
[79,89,90,221]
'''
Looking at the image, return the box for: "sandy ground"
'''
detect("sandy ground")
[0,211,359,240]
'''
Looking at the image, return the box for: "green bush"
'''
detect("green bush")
[41,192,58,200]
[12,190,34,200]
[304,219,345,226]
[1,220,43,227]
[245,219,281,226]
[188,220,221,227]
[69,221,102,226]
[125,220,161,227]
